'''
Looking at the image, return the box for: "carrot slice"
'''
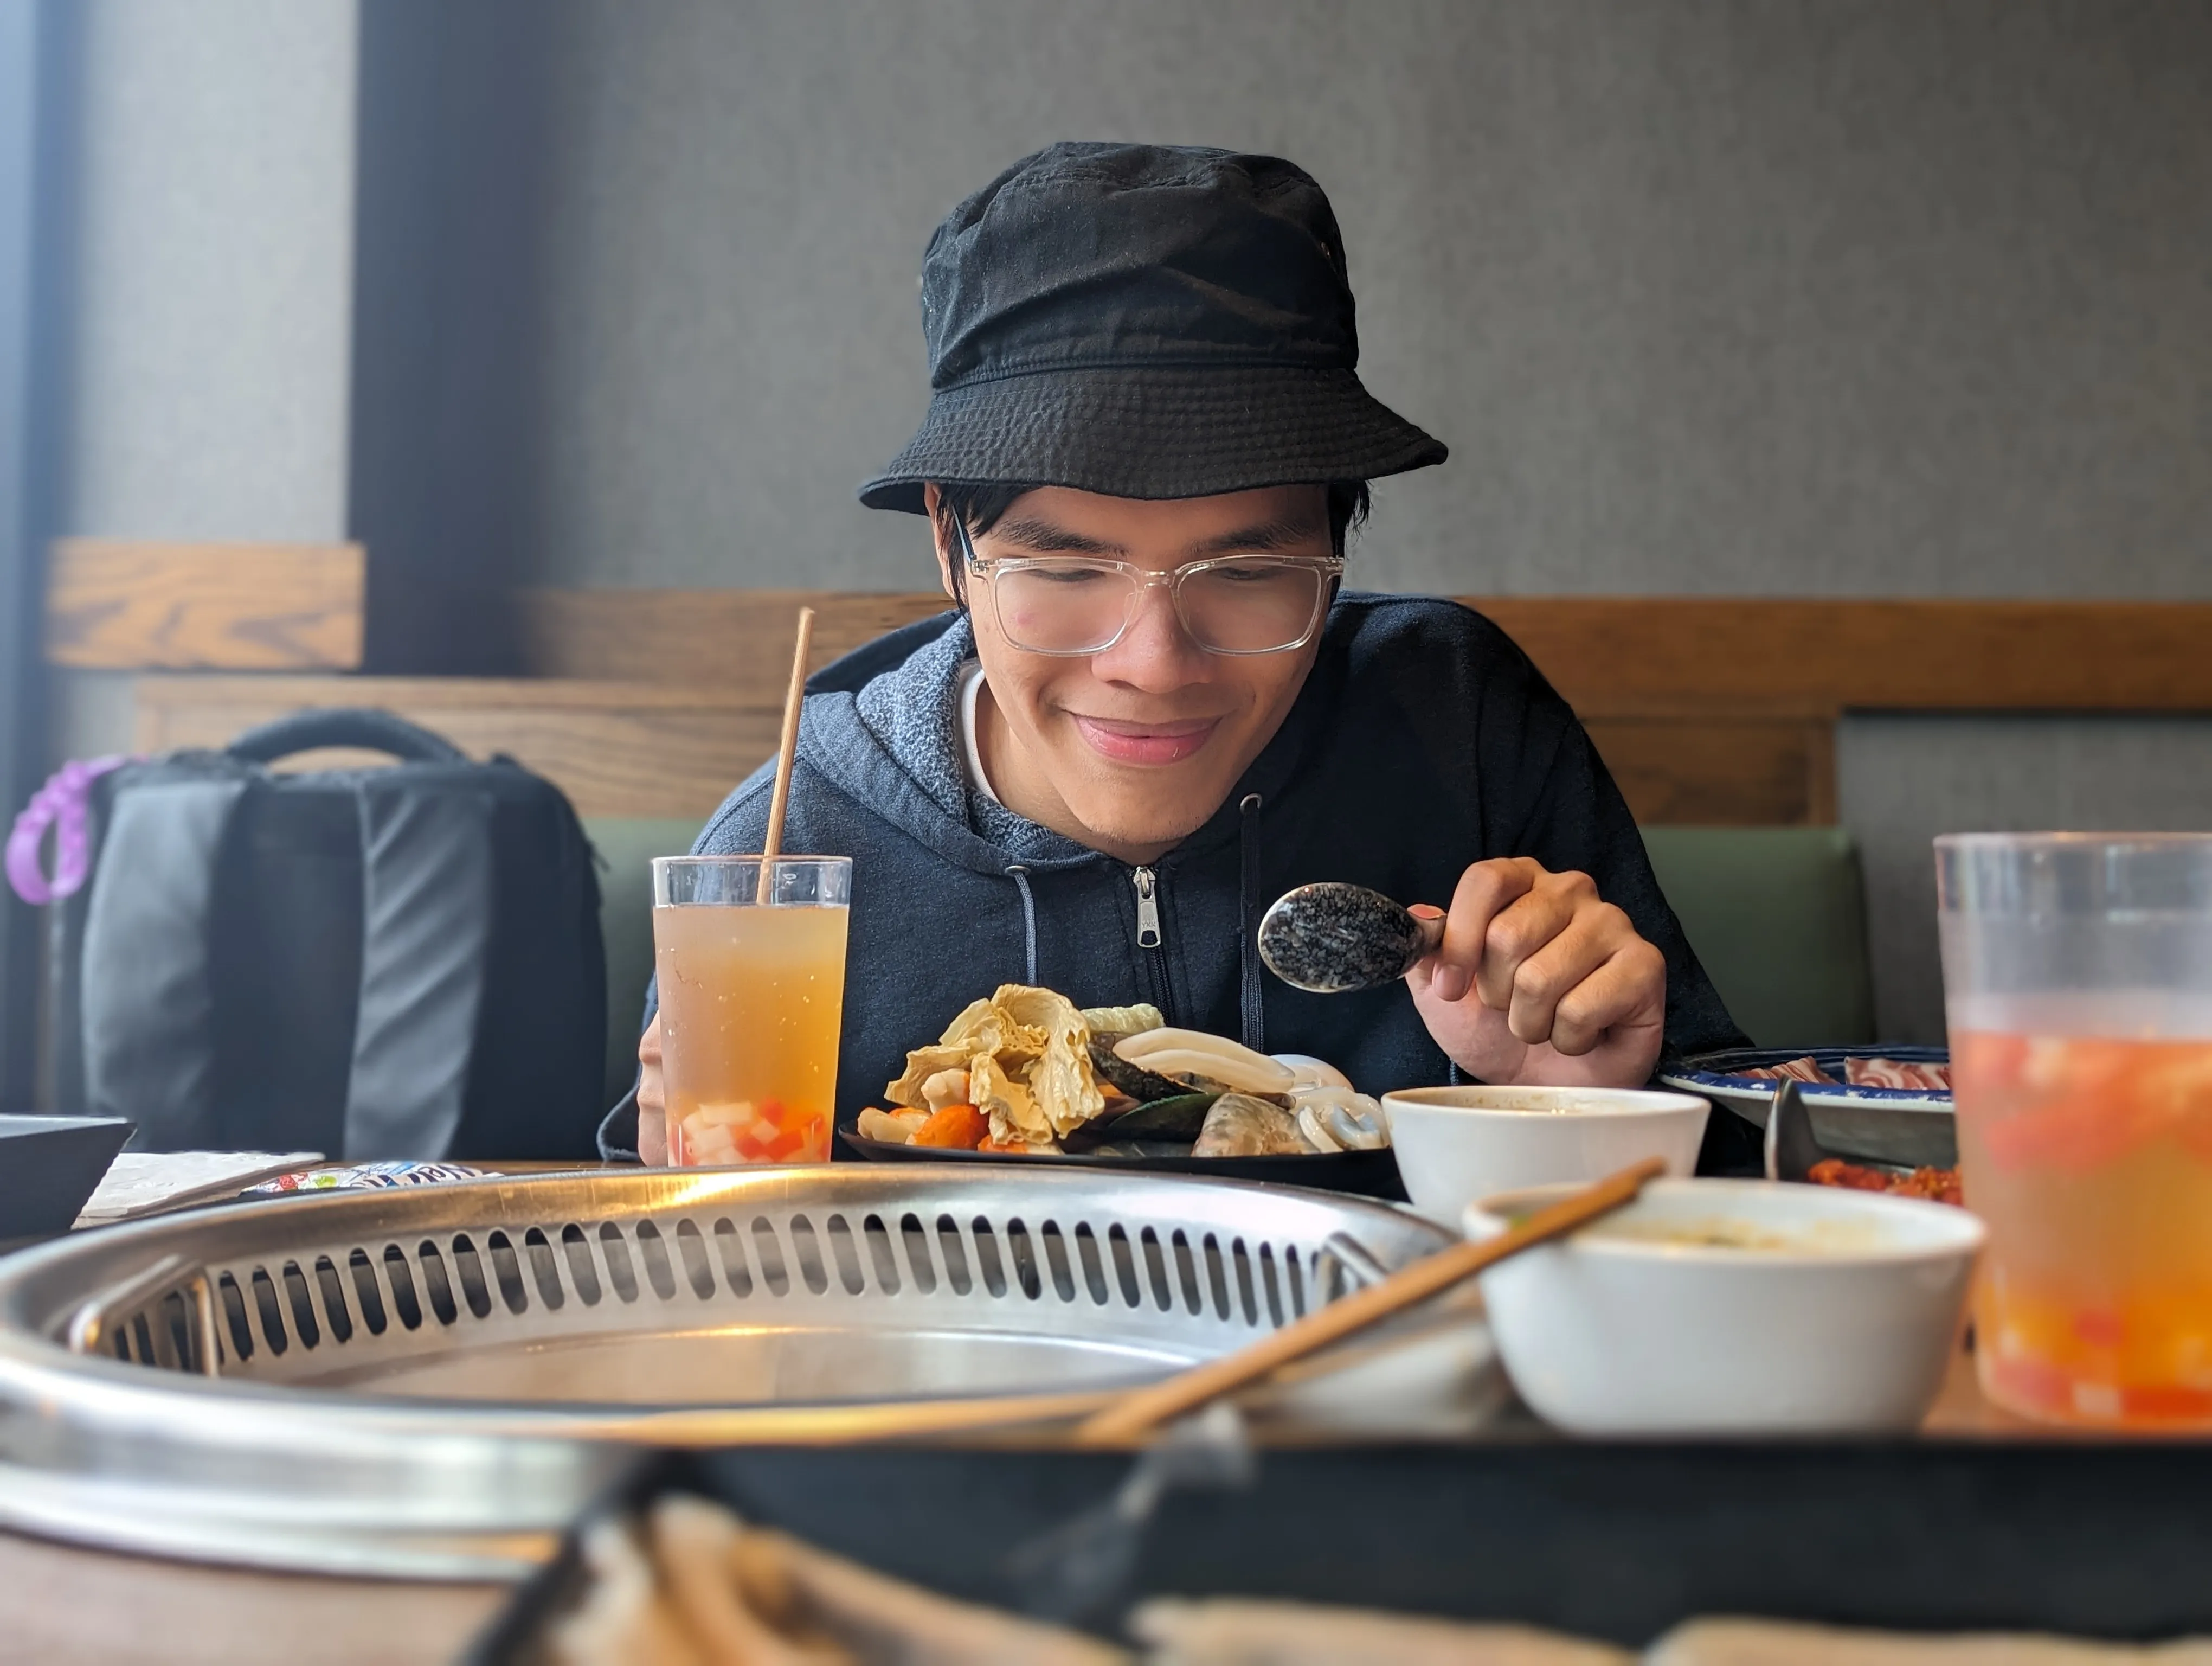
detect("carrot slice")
[911,1104,989,1150]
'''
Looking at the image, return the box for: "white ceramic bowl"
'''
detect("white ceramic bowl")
[1381,1085,1710,1225]
[1466,1178,1986,1436]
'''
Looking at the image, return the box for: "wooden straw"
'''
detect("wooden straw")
[755,606,816,904]
[1073,1155,1668,1446]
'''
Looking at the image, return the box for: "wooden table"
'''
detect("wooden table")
[0,1532,510,1665]
[0,1343,2056,1664]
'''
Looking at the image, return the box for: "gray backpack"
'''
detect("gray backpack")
[42,709,606,1159]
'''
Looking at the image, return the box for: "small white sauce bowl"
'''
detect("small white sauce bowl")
[1381,1085,1710,1226]
[1466,1178,1986,1436]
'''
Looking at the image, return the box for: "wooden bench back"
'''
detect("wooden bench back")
[70,552,2212,825]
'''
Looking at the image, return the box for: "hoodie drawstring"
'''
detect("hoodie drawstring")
[1006,864,1039,986]
[1237,794,1264,1053]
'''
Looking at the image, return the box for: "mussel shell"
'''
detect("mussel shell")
[1099,1091,1220,1140]
[1086,1036,1189,1103]
[1257,882,1426,994]
[1078,1139,1199,1159]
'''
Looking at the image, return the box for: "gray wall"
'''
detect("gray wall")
[46,0,359,776]
[1844,718,2212,1041]
[509,0,2212,599]
[58,0,357,543]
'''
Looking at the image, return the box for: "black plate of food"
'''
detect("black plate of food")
[851,985,1409,1199]
[835,1117,1406,1200]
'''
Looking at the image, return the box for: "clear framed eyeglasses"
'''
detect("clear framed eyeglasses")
[955,520,1342,656]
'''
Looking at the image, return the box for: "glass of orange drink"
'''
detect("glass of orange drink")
[651,855,851,1167]
[1939,833,2212,1428]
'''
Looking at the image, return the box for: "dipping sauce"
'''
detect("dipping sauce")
[1591,1214,1892,1254]
[1495,1205,1898,1254]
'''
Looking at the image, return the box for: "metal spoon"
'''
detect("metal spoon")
[1256,883,1446,994]
[1763,1078,1828,1182]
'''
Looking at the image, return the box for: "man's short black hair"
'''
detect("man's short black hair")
[927,480,1370,606]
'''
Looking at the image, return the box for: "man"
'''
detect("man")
[607,140,1745,1163]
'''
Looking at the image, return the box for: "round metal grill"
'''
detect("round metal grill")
[0,1167,1450,1577]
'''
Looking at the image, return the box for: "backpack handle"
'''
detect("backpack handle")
[226,709,470,766]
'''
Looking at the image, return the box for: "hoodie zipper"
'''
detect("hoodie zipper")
[1131,865,1175,1017]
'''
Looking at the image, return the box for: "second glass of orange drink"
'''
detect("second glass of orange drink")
[652,855,851,1166]
[1940,833,2212,1427]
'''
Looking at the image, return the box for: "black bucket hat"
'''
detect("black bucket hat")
[859,141,1447,514]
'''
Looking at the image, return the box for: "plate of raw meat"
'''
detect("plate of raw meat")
[1657,1045,1954,1168]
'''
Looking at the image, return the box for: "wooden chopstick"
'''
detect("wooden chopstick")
[1072,1155,1668,1446]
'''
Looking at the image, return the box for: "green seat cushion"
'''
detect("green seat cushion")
[1639,825,1875,1051]
[583,817,704,1107]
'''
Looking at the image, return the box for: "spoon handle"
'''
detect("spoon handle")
[1072,1155,1667,1446]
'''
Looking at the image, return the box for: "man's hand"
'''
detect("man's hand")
[636,1014,668,1165]
[1405,857,1666,1087]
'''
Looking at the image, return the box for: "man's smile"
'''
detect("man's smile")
[1068,713,1223,766]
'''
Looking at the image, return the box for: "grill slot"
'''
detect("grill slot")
[447,1237,491,1319]
[1257,1243,1284,1327]
[216,1272,255,1360]
[249,1267,289,1354]
[482,1233,526,1316]
[788,1215,828,1296]
[1137,1227,1171,1311]
[825,1215,865,1296]
[750,1218,789,1295]
[1073,1223,1110,1306]
[1040,1221,1077,1303]
[347,1250,388,1335]
[561,1225,602,1304]
[1200,1233,1229,1321]
[673,1220,716,1300]
[278,1261,319,1349]
[521,1230,565,1309]
[596,1223,639,1304]
[413,1241,455,1325]
[895,1214,931,1294]
[711,1217,752,1297]
[1106,1224,1141,1308]
[861,1214,901,1294]
[970,1217,1008,1298]
[1005,1218,1042,1300]
[634,1222,678,1302]
[313,1257,354,1344]
[935,1215,972,1295]
[1315,1247,1349,1304]
[1168,1230,1203,1315]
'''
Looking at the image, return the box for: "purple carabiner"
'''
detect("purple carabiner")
[7,755,132,905]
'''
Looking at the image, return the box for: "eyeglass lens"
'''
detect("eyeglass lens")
[992,561,1327,654]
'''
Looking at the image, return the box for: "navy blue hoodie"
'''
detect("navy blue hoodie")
[600,594,1746,1157]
